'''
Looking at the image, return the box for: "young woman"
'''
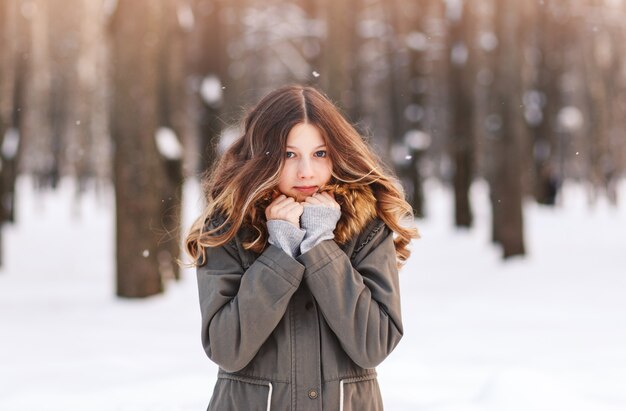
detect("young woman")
[185,85,418,411]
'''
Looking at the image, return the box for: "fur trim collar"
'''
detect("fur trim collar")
[326,183,378,245]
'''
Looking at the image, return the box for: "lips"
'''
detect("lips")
[294,186,318,194]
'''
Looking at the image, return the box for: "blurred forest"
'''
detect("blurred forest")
[1,0,624,297]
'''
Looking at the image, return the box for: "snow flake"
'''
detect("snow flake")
[20,1,37,19]
[479,32,498,52]
[451,42,468,66]
[404,104,424,123]
[404,130,431,150]
[391,144,411,166]
[200,75,223,107]
[2,128,20,159]
[103,0,118,17]
[218,126,240,154]
[406,32,428,52]
[155,127,183,160]
[485,114,502,133]
[177,3,195,31]
[557,106,583,132]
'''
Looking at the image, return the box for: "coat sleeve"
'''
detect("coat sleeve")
[196,239,305,372]
[296,221,403,369]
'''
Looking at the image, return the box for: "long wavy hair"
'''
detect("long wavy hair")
[185,85,418,268]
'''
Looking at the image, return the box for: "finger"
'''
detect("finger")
[281,201,302,214]
[313,192,334,206]
[267,195,295,218]
[271,200,299,219]
[318,192,340,209]
[268,194,286,207]
[317,192,333,203]
[304,196,323,205]
[272,195,295,211]
[286,203,304,218]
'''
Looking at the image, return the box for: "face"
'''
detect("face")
[277,123,333,201]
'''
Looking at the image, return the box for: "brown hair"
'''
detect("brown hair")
[185,85,418,268]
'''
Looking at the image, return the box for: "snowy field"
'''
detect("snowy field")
[1,176,625,411]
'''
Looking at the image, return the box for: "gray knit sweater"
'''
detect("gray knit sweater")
[267,205,341,257]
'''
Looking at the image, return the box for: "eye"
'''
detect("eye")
[285,151,295,159]
[314,150,327,158]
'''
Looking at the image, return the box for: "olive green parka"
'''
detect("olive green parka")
[196,215,403,411]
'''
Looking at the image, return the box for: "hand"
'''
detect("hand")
[265,195,304,228]
[303,191,341,210]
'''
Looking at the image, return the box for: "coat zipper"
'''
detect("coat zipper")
[339,379,345,411]
[266,382,273,411]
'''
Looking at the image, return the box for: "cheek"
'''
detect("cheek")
[319,161,332,183]
[277,165,293,188]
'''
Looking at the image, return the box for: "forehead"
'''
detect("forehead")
[286,123,325,149]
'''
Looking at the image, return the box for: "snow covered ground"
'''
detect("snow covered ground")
[1,176,625,411]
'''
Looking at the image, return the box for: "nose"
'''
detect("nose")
[297,158,314,179]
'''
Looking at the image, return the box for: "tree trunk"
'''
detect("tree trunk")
[581,0,617,204]
[531,2,560,206]
[109,0,165,298]
[301,0,323,87]
[401,0,435,218]
[156,0,186,281]
[0,0,7,267]
[382,0,416,213]
[490,0,525,258]
[190,0,233,174]
[320,0,357,114]
[447,0,475,227]
[1,0,27,229]
[19,0,53,188]
[75,0,111,186]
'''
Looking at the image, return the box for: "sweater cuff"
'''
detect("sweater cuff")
[267,219,306,258]
[300,206,341,254]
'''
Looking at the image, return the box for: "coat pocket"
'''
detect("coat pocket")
[339,374,383,411]
[208,374,273,411]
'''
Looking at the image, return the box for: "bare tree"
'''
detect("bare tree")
[188,0,235,174]
[300,0,323,84]
[398,0,439,218]
[109,0,168,297]
[580,0,621,204]
[155,0,188,281]
[1,0,30,266]
[529,0,562,205]
[75,0,112,187]
[320,0,359,114]
[488,0,526,258]
[446,0,476,227]
[46,0,84,185]
[0,0,11,266]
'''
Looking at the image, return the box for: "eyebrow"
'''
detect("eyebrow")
[286,144,327,150]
